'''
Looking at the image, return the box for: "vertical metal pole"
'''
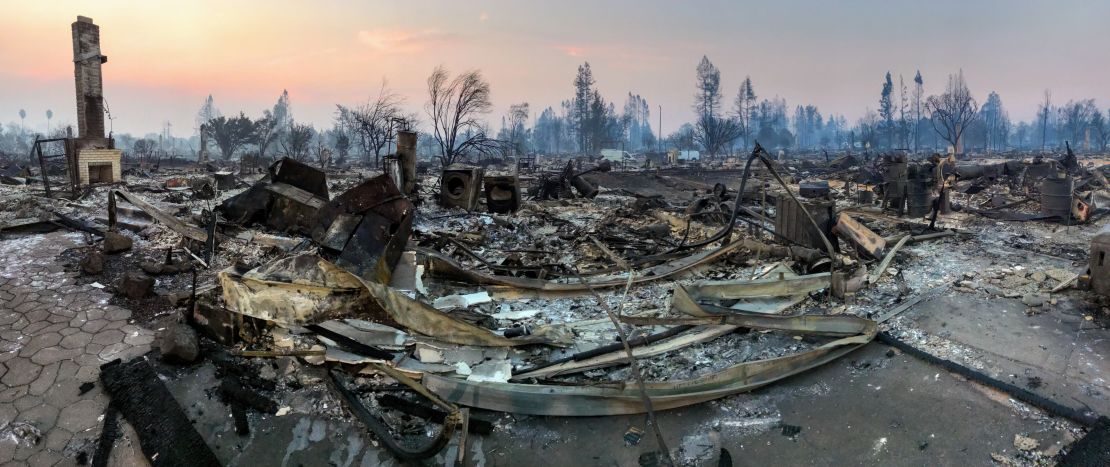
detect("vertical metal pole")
[34,139,51,198]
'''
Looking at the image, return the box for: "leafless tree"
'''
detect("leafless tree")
[426,66,497,165]
[1059,99,1096,150]
[925,70,978,155]
[254,112,279,161]
[1039,89,1052,152]
[315,136,331,168]
[279,121,314,162]
[506,102,529,157]
[1091,109,1110,152]
[340,80,404,167]
[132,138,156,165]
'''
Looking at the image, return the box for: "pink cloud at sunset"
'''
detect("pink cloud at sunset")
[0,0,1105,139]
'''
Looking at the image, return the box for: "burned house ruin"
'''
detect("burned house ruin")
[0,9,1109,467]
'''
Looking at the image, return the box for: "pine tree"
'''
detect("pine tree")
[879,72,894,149]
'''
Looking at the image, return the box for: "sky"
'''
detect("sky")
[1,0,1108,137]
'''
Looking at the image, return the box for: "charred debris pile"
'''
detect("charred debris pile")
[9,139,1110,464]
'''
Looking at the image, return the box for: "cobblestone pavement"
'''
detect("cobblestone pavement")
[0,232,155,466]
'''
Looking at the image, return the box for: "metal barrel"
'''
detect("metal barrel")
[905,179,931,217]
[1041,176,1072,218]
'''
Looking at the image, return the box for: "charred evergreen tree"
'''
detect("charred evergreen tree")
[693,56,740,157]
[879,72,894,149]
[572,63,595,153]
[734,76,757,151]
[898,75,909,149]
[333,131,350,164]
[912,71,924,153]
[195,94,219,137]
[621,94,653,151]
[503,103,530,158]
[980,92,1010,154]
[1091,110,1110,151]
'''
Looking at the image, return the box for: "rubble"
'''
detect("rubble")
[101,230,132,253]
[79,250,104,274]
[4,24,1110,462]
[116,272,154,299]
[158,320,200,363]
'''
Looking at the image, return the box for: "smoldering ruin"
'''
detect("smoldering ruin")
[1,12,1109,467]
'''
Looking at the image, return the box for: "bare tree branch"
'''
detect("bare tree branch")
[426,66,495,165]
[925,70,978,155]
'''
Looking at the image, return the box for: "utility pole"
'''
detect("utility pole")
[658,105,662,153]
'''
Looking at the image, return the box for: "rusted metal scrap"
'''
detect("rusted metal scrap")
[329,368,457,461]
[270,157,329,198]
[422,311,876,416]
[217,254,567,347]
[421,238,749,297]
[774,197,836,251]
[217,157,330,235]
[311,174,413,284]
[532,159,611,200]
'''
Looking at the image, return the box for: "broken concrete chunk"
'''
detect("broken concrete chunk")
[433,291,492,310]
[388,251,427,295]
[466,360,513,383]
[303,345,327,365]
[455,361,472,376]
[102,231,133,254]
[79,251,104,275]
[415,342,445,363]
[116,272,154,299]
[1044,268,1075,284]
[1013,434,1039,451]
[1021,293,1048,307]
[158,321,199,363]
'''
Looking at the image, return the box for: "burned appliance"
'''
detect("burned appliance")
[484,175,521,214]
[440,166,484,211]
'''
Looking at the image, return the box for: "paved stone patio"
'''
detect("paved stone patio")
[0,232,155,466]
